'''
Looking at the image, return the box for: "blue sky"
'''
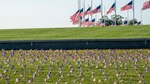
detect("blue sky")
[0,0,149,29]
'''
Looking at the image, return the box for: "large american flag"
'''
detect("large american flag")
[83,7,91,16]
[90,5,101,15]
[142,0,150,10]
[107,2,116,14]
[121,1,133,11]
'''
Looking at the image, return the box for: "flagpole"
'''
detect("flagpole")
[83,0,85,27]
[133,0,135,25]
[95,6,97,26]
[101,0,103,21]
[104,6,106,26]
[78,0,81,27]
[115,0,117,26]
[91,0,93,23]
[141,9,142,24]
[127,10,129,25]
[88,4,90,19]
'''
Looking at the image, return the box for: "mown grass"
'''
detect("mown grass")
[0,25,149,40]
[0,49,150,84]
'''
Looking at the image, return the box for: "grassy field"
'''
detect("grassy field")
[0,49,149,84]
[0,25,149,40]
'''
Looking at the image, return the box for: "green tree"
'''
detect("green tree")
[99,16,113,26]
[111,15,124,25]
[129,19,138,25]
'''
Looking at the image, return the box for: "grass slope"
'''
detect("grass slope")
[0,25,150,40]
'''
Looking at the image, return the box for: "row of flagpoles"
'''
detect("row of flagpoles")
[70,0,150,27]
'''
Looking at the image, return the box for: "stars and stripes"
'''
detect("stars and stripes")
[79,8,84,16]
[107,2,116,14]
[90,5,101,15]
[121,1,133,11]
[81,18,96,27]
[83,7,91,16]
[70,10,80,25]
[91,19,96,25]
[83,18,91,26]
[70,10,79,21]
[142,0,150,10]
[70,0,149,27]
[70,8,84,25]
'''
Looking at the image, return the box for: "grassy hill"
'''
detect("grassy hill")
[0,25,150,40]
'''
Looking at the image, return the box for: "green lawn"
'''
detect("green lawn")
[0,25,150,40]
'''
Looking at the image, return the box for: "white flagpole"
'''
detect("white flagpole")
[101,0,103,21]
[80,0,85,25]
[78,0,81,27]
[95,14,97,26]
[127,10,129,25]
[88,4,90,19]
[141,9,142,24]
[115,0,117,26]
[104,6,106,26]
[83,0,85,27]
[95,5,97,26]
[91,0,93,22]
[133,0,135,25]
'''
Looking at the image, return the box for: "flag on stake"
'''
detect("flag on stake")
[121,1,133,11]
[107,2,116,14]
[142,0,150,10]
